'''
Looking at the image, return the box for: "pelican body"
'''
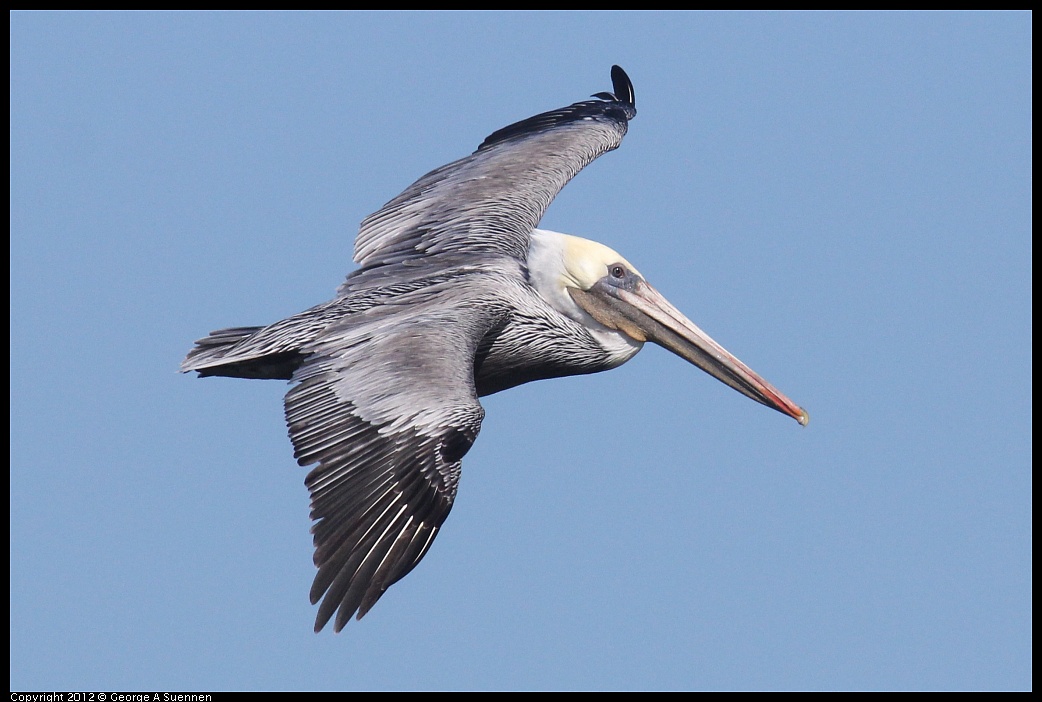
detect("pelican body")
[182,66,807,632]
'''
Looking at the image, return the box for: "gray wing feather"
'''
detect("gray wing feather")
[284,297,506,631]
[349,89,636,277]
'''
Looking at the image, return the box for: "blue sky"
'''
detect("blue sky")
[10,11,1031,691]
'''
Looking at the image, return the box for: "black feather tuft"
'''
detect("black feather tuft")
[610,65,635,108]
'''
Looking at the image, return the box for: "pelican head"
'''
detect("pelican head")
[528,228,808,425]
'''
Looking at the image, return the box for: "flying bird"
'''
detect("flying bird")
[182,66,808,633]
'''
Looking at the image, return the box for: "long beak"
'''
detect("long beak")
[572,280,809,426]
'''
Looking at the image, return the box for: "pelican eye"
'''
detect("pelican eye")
[609,264,627,279]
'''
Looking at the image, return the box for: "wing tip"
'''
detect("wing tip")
[478,66,636,152]
[610,65,635,109]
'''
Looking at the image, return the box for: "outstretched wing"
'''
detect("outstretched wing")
[347,65,636,276]
[284,294,507,632]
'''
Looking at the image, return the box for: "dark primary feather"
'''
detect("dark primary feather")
[610,64,635,108]
[284,292,507,631]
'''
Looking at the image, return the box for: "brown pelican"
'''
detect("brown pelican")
[182,66,808,633]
